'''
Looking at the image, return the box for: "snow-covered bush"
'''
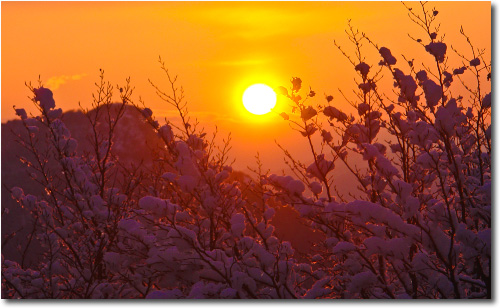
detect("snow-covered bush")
[3,72,136,298]
[266,3,490,299]
[2,64,308,299]
[2,2,490,299]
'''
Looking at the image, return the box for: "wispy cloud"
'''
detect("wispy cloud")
[169,3,352,41]
[154,109,238,125]
[46,74,87,90]
[193,58,271,68]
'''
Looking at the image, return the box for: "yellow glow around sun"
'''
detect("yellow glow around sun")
[242,84,277,115]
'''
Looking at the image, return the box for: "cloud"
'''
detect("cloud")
[177,7,305,40]
[195,58,271,67]
[45,74,87,90]
[168,3,356,41]
[154,109,238,125]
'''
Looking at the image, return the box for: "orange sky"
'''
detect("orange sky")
[1,1,491,172]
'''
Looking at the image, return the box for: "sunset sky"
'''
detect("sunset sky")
[1,1,491,171]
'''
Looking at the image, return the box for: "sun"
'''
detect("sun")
[242,84,277,115]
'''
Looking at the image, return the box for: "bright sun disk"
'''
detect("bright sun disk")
[242,84,277,115]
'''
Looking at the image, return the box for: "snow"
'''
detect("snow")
[306,154,334,180]
[47,108,63,120]
[391,112,410,134]
[158,124,174,143]
[416,151,437,169]
[34,87,55,111]
[187,134,204,150]
[215,170,230,183]
[118,219,141,232]
[358,82,374,94]
[15,108,27,120]
[332,241,356,254]
[347,271,377,295]
[389,143,402,153]
[230,213,245,236]
[453,66,467,75]
[435,98,464,135]
[469,58,480,66]
[379,47,397,65]
[280,241,294,256]
[59,138,78,155]
[321,129,333,143]
[355,62,370,77]
[443,71,453,88]
[263,207,275,220]
[50,119,71,138]
[309,181,323,195]
[301,106,317,121]
[280,112,289,120]
[311,254,322,262]
[344,124,370,144]
[410,121,439,147]
[161,172,177,182]
[363,236,385,256]
[177,175,199,193]
[422,79,442,108]
[90,195,107,209]
[141,107,153,118]
[146,289,183,299]
[375,155,399,177]
[103,252,122,270]
[301,123,317,136]
[291,77,302,92]
[11,187,24,200]
[175,211,190,222]
[360,143,379,161]
[277,86,288,96]
[303,277,331,299]
[220,288,238,298]
[138,196,168,216]
[393,180,412,201]
[286,179,306,195]
[482,92,491,108]
[357,103,369,115]
[394,69,418,102]
[323,106,348,122]
[416,70,428,82]
[425,42,447,62]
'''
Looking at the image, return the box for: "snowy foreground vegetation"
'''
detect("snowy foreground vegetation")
[2,3,490,299]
